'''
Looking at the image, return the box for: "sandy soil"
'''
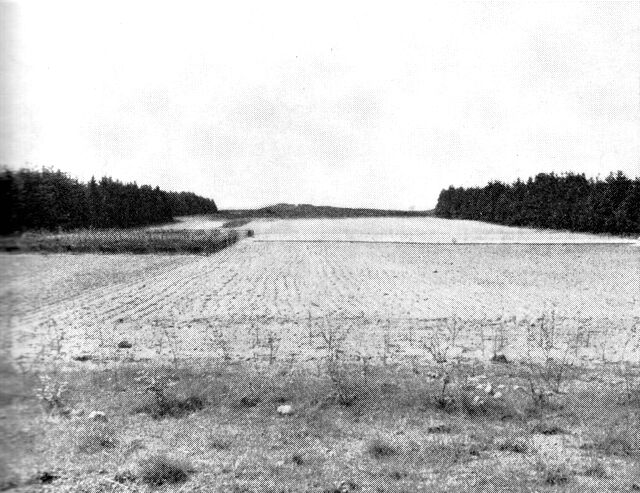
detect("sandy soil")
[3,236,638,367]
[246,217,639,243]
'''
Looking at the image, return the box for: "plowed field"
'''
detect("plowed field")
[2,218,638,367]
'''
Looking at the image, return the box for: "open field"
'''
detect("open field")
[3,240,638,367]
[1,217,639,491]
[245,217,639,243]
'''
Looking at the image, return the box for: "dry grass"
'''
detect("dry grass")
[1,359,639,492]
[136,454,191,486]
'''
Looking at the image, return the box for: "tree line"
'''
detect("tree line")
[0,167,218,234]
[435,171,640,235]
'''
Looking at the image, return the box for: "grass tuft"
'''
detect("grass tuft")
[137,454,190,486]
[536,461,572,486]
[133,394,206,419]
[582,460,608,478]
[208,435,232,451]
[367,438,399,459]
[497,439,528,454]
[531,421,566,435]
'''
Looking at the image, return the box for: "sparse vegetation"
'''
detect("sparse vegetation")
[0,228,244,254]
[2,355,639,491]
[137,454,190,486]
[2,216,639,491]
[366,438,399,459]
[536,460,573,486]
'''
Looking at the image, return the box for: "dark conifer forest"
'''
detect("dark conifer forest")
[435,171,640,235]
[0,167,218,234]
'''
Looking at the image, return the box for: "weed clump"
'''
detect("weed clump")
[137,455,190,486]
[536,461,572,486]
[367,439,399,459]
[497,438,528,454]
[582,460,608,478]
[133,393,205,419]
[531,421,566,436]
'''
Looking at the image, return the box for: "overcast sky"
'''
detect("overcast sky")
[2,1,639,209]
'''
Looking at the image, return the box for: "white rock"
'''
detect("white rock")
[277,404,293,415]
[88,411,107,422]
[493,392,503,399]
[484,384,493,394]
[497,384,506,389]
[476,384,484,390]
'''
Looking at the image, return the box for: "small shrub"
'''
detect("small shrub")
[237,394,261,408]
[536,461,572,486]
[72,354,92,362]
[387,469,409,480]
[531,421,566,435]
[490,354,509,364]
[133,393,205,419]
[367,439,399,459]
[113,470,136,484]
[137,455,190,486]
[497,438,528,454]
[291,454,305,465]
[582,460,608,478]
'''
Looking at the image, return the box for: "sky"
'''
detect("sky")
[1,1,639,209]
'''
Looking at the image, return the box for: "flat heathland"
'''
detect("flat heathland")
[1,217,639,491]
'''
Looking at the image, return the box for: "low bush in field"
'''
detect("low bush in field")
[536,460,573,486]
[366,438,399,459]
[136,455,190,486]
[132,393,206,419]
